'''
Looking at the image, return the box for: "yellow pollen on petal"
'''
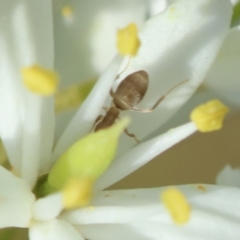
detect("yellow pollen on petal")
[117,23,140,56]
[161,188,191,225]
[190,100,229,132]
[197,184,207,192]
[62,177,94,209]
[61,6,73,18]
[21,65,59,96]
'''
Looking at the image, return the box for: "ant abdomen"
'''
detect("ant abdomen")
[113,70,149,111]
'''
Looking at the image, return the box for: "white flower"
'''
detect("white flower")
[2,165,240,239]
[0,0,239,240]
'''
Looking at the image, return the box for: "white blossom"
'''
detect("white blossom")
[0,0,239,240]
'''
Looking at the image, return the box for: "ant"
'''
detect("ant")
[92,70,187,142]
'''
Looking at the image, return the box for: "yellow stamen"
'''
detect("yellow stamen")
[190,100,229,132]
[117,23,140,56]
[61,6,73,18]
[161,188,191,225]
[62,177,93,209]
[21,65,59,96]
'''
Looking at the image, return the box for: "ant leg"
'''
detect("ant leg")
[110,58,132,99]
[102,107,108,112]
[124,128,140,143]
[90,115,104,132]
[115,114,139,143]
[110,88,114,98]
[128,79,188,113]
[115,57,131,80]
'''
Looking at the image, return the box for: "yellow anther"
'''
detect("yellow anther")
[62,178,93,209]
[21,65,59,96]
[190,100,229,132]
[161,188,191,225]
[117,23,140,56]
[61,6,73,18]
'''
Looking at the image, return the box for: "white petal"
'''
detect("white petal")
[77,224,148,240]
[29,219,84,240]
[32,193,63,221]
[0,0,54,186]
[231,0,239,5]
[0,166,35,228]
[216,165,240,188]
[51,56,123,165]
[38,99,55,175]
[53,0,147,87]
[89,0,147,74]
[54,109,76,144]
[63,205,158,225]
[148,0,173,16]
[95,122,197,190]
[204,27,240,106]
[112,0,232,151]
[62,185,240,240]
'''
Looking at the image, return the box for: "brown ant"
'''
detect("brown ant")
[92,70,187,142]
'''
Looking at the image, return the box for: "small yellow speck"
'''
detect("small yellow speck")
[190,100,229,132]
[161,188,191,225]
[168,5,180,20]
[21,65,59,96]
[117,23,140,56]
[197,185,206,192]
[62,178,93,209]
[61,6,73,18]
